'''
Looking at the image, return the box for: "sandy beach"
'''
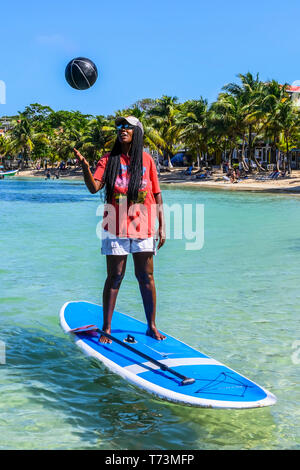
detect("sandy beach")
[159,168,300,194]
[11,166,300,194]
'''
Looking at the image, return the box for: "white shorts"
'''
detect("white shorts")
[101,232,157,256]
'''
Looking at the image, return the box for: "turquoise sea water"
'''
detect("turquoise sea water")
[0,178,299,450]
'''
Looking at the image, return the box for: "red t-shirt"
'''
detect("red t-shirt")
[94,152,161,238]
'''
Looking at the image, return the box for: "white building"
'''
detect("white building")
[286,85,300,107]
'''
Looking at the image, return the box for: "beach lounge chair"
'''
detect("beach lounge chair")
[255,173,268,180]
[223,175,230,182]
[184,166,193,176]
[256,171,279,181]
[196,173,208,180]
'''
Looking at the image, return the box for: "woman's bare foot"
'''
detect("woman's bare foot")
[99,328,112,344]
[146,326,166,341]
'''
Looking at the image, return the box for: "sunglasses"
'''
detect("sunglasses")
[116,124,135,131]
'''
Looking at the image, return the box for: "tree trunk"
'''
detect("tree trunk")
[247,126,253,173]
[276,156,280,172]
[253,155,265,171]
[228,148,233,168]
[286,137,291,174]
[200,152,205,170]
[270,144,277,170]
[272,136,280,171]
[196,152,200,169]
[240,139,249,171]
[287,154,292,174]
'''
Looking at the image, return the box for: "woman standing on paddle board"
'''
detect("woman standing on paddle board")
[74,116,166,343]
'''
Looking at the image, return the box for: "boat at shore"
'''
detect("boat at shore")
[0,169,19,177]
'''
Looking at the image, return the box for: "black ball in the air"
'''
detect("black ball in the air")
[65,57,98,90]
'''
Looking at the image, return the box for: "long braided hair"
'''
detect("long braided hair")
[103,126,144,204]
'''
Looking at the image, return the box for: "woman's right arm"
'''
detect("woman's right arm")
[73,148,103,194]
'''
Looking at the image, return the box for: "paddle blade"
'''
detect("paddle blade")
[181,378,196,386]
[69,324,99,335]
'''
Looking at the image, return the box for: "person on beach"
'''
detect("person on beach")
[73,116,166,343]
[222,161,229,173]
[229,168,238,183]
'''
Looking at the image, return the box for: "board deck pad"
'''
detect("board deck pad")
[60,301,277,409]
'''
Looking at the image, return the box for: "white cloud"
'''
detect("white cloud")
[36,34,76,52]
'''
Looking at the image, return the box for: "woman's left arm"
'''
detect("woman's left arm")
[154,192,166,250]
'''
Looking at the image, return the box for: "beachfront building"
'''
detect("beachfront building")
[286,85,300,169]
[253,144,299,170]
[221,143,300,171]
[255,84,300,169]
[230,144,300,170]
[287,84,300,108]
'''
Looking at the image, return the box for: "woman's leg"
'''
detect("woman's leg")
[101,254,127,343]
[133,252,165,340]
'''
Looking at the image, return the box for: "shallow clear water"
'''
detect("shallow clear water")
[0,178,299,450]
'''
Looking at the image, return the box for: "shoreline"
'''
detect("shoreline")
[8,167,300,195]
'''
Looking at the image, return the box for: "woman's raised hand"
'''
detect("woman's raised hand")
[73,148,89,168]
[74,148,103,194]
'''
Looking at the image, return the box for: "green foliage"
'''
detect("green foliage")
[1,75,300,170]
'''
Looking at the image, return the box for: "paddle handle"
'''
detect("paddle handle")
[69,325,195,386]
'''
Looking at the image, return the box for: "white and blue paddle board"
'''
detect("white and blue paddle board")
[59,301,276,409]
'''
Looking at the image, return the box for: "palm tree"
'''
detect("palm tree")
[51,124,82,165]
[148,95,180,167]
[0,134,12,168]
[8,114,50,167]
[46,110,92,165]
[260,80,292,170]
[276,99,300,173]
[80,115,111,164]
[175,98,208,168]
[121,105,165,156]
[222,72,266,171]
[209,93,245,167]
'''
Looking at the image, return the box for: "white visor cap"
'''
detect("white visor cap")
[115,116,144,135]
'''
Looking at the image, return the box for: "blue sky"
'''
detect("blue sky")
[1,0,300,117]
